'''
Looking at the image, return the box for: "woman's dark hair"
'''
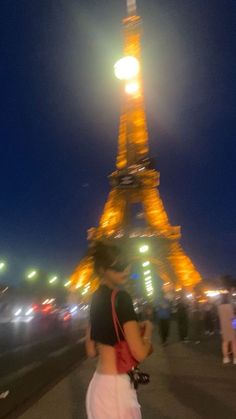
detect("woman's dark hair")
[90,241,122,274]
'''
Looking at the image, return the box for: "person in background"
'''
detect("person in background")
[157,297,171,345]
[142,303,154,322]
[190,300,202,344]
[176,296,189,342]
[204,301,215,335]
[217,293,236,364]
[85,242,153,419]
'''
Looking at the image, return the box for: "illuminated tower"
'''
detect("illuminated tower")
[70,0,201,296]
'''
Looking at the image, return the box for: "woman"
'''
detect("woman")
[217,293,236,364]
[86,242,153,419]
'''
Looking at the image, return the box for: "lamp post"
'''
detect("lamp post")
[27,270,37,279]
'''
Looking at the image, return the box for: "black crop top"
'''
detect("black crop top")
[90,284,137,346]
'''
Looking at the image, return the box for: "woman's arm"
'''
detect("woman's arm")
[85,325,97,358]
[123,320,153,363]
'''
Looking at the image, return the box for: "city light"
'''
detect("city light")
[125,81,139,95]
[144,270,151,275]
[0,261,6,270]
[114,56,140,80]
[27,270,37,279]
[81,282,91,295]
[142,261,150,267]
[139,245,149,253]
[145,280,152,285]
[70,306,78,314]
[25,308,34,316]
[14,308,22,316]
[205,290,220,297]
[49,276,58,284]
[145,275,152,281]
[42,299,49,305]
[64,280,71,287]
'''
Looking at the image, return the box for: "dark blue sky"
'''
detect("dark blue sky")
[0,0,235,284]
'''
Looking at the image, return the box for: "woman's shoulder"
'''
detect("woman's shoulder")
[117,289,133,303]
[91,285,111,305]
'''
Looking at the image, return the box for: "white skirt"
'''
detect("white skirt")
[86,372,142,419]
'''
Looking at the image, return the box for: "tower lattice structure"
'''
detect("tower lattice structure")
[70,1,201,295]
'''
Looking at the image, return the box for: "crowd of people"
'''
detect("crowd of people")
[151,293,236,364]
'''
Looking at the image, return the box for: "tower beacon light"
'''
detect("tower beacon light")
[114,56,140,81]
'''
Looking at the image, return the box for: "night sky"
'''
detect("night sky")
[0,0,235,284]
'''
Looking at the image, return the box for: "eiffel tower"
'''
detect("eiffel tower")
[70,0,201,297]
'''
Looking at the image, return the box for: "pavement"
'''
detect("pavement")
[18,325,236,419]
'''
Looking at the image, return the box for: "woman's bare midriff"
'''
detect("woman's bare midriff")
[96,343,119,374]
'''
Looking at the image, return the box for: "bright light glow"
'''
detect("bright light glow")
[187,293,193,299]
[145,276,152,281]
[0,262,5,270]
[42,299,49,305]
[114,56,140,80]
[64,280,71,287]
[28,270,37,279]
[139,245,149,254]
[205,290,220,297]
[63,314,71,321]
[142,261,150,267]
[25,308,34,316]
[125,82,139,95]
[145,280,152,286]
[14,308,22,316]
[81,283,91,295]
[70,306,78,314]
[49,276,58,284]
[144,270,151,275]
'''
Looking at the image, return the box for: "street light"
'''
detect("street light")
[64,280,71,287]
[142,261,150,267]
[145,280,152,285]
[49,276,58,284]
[27,270,37,279]
[144,270,151,275]
[139,245,149,253]
[0,261,6,271]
